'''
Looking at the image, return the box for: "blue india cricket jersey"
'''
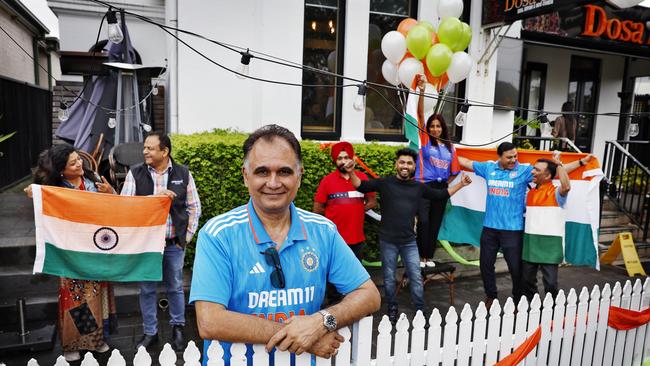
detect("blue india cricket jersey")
[189,200,370,365]
[473,161,534,231]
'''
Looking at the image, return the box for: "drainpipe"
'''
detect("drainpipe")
[32,37,40,86]
[165,0,179,133]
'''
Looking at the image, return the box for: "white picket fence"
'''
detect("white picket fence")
[27,279,650,366]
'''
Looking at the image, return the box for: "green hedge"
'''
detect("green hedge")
[172,130,404,266]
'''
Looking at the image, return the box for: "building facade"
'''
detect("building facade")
[47,0,650,161]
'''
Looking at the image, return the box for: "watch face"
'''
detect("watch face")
[325,314,337,330]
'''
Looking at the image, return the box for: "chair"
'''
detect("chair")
[77,150,98,173]
[109,142,144,192]
[397,261,457,306]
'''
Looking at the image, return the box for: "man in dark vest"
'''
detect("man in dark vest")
[121,131,202,352]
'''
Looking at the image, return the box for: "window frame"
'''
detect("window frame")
[300,1,347,141]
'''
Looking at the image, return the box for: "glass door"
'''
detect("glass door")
[567,56,600,153]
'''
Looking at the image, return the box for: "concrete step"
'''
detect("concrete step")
[0,192,37,266]
[0,265,58,300]
[600,210,632,227]
[598,225,642,243]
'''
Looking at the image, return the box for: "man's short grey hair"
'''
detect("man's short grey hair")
[242,124,303,170]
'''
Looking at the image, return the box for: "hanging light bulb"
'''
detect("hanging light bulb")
[58,102,69,122]
[629,118,640,137]
[140,123,152,132]
[455,102,470,127]
[107,116,117,129]
[537,112,549,125]
[353,83,367,111]
[237,50,252,79]
[151,86,159,96]
[106,10,124,44]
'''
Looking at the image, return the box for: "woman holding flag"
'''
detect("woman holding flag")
[414,76,460,268]
[26,143,116,363]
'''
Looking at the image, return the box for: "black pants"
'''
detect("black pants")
[416,181,449,259]
[522,260,559,301]
[479,227,524,301]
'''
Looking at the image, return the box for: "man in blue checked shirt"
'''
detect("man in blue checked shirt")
[458,142,533,309]
[190,125,380,365]
[121,131,202,352]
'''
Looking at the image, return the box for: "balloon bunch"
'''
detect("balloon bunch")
[380,0,473,102]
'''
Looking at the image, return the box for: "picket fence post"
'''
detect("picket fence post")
[640,278,650,363]
[410,310,426,366]
[523,294,541,366]
[470,302,488,366]
[426,308,442,365]
[581,285,601,366]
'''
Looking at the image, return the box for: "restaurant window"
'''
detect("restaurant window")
[301,0,345,140]
[365,0,417,141]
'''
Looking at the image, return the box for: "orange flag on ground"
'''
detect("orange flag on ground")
[494,326,542,366]
[608,306,650,330]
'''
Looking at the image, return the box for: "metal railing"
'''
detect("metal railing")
[602,140,650,242]
[513,136,582,153]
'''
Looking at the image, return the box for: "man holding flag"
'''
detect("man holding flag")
[121,131,202,352]
[522,156,570,301]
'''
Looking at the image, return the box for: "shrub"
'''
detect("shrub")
[172,130,403,267]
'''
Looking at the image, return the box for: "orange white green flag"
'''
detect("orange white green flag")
[31,185,171,281]
[439,148,603,269]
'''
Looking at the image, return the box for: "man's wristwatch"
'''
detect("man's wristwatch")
[319,310,337,332]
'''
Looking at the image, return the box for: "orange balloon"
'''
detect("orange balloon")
[397,18,418,36]
[431,31,438,45]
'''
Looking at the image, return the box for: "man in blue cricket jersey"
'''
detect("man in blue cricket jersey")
[458,142,533,308]
[189,124,381,364]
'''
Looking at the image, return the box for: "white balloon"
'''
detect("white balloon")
[446,52,473,83]
[438,0,464,19]
[423,83,438,114]
[381,31,407,64]
[398,58,424,87]
[381,60,400,86]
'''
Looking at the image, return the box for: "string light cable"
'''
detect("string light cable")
[82,0,650,119]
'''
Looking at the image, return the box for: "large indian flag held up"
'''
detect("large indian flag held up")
[438,148,603,269]
[32,185,171,281]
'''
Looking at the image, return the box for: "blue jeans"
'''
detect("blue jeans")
[380,240,424,311]
[140,245,185,335]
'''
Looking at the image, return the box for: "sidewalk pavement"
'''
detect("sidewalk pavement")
[1,260,642,366]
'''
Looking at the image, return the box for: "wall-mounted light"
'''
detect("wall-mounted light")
[311,21,317,31]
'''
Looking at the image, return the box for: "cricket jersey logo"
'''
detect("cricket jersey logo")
[300,246,319,272]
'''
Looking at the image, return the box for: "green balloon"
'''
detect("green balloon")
[417,20,436,34]
[406,25,432,60]
[457,22,472,52]
[437,17,463,51]
[426,43,453,77]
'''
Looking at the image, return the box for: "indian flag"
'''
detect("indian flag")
[439,148,604,269]
[32,185,171,281]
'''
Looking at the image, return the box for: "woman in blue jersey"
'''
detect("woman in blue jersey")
[415,78,460,268]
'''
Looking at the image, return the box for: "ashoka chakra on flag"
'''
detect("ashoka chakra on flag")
[31,185,171,281]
